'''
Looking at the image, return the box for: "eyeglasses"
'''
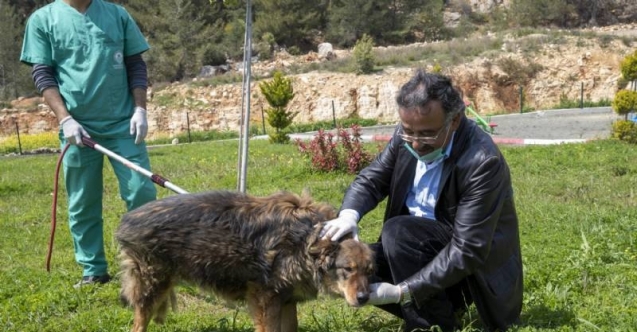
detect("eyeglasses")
[399,122,450,146]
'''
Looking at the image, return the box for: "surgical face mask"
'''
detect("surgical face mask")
[404,143,445,163]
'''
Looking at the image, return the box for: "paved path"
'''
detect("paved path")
[289,107,624,145]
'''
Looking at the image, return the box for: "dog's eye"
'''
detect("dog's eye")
[339,266,353,273]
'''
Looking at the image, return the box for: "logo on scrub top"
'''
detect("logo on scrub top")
[113,51,124,69]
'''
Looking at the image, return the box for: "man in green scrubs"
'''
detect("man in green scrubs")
[21,0,157,287]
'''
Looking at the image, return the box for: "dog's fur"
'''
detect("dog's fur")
[116,190,374,332]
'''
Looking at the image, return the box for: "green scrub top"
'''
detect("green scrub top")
[21,0,149,138]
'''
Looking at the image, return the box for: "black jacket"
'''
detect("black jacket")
[341,115,523,331]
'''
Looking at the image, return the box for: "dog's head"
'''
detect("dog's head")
[309,237,375,307]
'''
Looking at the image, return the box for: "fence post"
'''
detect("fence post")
[331,100,337,128]
[519,86,524,114]
[186,112,192,143]
[580,82,584,109]
[260,104,266,135]
[15,121,22,155]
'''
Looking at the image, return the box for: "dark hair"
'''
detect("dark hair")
[396,69,465,122]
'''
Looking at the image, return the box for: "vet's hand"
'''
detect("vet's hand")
[320,209,359,241]
[130,107,148,144]
[367,282,401,305]
[60,115,90,147]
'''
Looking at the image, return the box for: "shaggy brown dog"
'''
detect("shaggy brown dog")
[116,190,374,332]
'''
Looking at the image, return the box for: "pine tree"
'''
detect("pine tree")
[259,71,296,144]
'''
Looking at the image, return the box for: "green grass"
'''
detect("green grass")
[1,139,636,331]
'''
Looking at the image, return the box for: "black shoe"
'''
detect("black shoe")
[74,274,111,288]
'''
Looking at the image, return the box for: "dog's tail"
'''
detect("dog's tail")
[119,248,177,311]
[118,248,145,307]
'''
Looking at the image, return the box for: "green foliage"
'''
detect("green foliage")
[254,32,276,61]
[201,45,228,66]
[0,0,36,100]
[508,0,575,27]
[611,120,637,144]
[259,71,294,108]
[432,62,443,74]
[0,132,58,155]
[497,57,544,85]
[253,0,326,52]
[353,34,375,75]
[612,90,637,116]
[288,118,378,133]
[619,50,637,83]
[405,0,452,42]
[326,0,397,47]
[554,94,611,109]
[259,71,297,143]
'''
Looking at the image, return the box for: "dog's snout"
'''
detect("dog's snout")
[356,292,369,305]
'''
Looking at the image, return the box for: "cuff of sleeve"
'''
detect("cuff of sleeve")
[338,209,360,222]
[59,115,72,125]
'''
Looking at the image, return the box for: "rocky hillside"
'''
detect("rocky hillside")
[1,23,636,138]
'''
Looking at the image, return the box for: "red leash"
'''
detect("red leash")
[47,143,70,272]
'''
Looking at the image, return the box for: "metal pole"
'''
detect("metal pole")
[186,112,192,143]
[15,121,22,155]
[332,100,337,128]
[237,0,253,193]
[580,82,584,109]
[261,103,266,135]
[519,86,523,114]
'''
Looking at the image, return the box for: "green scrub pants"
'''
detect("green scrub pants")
[62,137,157,277]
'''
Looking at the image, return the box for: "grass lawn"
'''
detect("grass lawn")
[1,139,636,331]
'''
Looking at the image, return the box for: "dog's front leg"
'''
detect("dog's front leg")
[247,289,282,332]
[280,301,298,332]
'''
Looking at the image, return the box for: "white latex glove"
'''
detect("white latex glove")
[130,107,148,144]
[60,115,90,147]
[320,209,360,241]
[367,282,402,305]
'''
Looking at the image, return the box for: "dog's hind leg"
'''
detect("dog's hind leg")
[280,301,298,332]
[131,305,153,332]
[246,288,283,332]
[153,287,176,324]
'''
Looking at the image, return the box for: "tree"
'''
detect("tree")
[259,71,296,143]
[253,0,328,51]
[326,0,394,47]
[125,0,228,83]
[404,0,451,42]
[353,34,374,74]
[509,0,576,28]
[0,0,35,101]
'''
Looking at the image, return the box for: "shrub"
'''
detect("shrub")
[296,125,373,174]
[612,90,637,119]
[259,71,297,144]
[620,50,637,84]
[353,34,375,74]
[611,120,637,144]
[0,132,59,155]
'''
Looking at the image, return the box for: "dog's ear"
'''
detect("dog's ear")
[309,238,340,270]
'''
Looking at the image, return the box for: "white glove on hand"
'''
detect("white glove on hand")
[367,282,402,305]
[320,209,359,241]
[130,107,148,144]
[60,115,90,147]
